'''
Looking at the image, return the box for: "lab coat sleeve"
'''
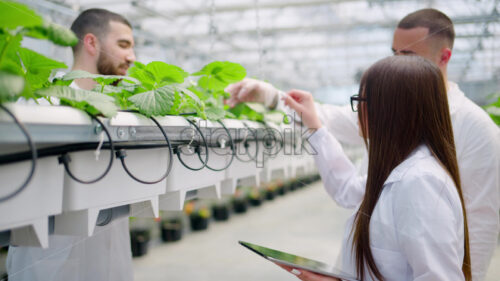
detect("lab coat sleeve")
[393,174,466,281]
[275,91,363,146]
[314,103,364,145]
[308,127,366,208]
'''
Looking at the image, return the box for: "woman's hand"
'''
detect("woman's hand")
[283,89,322,130]
[275,263,340,281]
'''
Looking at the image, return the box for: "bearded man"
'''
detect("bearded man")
[7,9,137,281]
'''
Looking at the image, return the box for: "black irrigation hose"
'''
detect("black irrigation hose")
[116,116,173,184]
[235,122,259,163]
[197,120,235,172]
[262,123,282,159]
[58,116,114,184]
[175,118,209,171]
[0,142,179,166]
[0,104,37,203]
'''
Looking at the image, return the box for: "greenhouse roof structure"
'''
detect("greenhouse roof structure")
[19,0,500,104]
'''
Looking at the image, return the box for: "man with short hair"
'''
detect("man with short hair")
[70,8,136,88]
[7,8,136,281]
[227,8,499,281]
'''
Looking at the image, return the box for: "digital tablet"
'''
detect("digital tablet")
[239,241,359,281]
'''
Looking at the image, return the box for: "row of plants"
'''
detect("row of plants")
[129,175,322,257]
[0,1,287,124]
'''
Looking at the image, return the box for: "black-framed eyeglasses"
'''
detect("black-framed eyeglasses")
[350,95,367,112]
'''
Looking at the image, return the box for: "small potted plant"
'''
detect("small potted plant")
[264,182,278,200]
[185,201,211,231]
[295,177,306,189]
[232,188,248,213]
[283,180,294,193]
[313,174,321,182]
[211,200,230,221]
[160,217,183,242]
[247,187,263,206]
[275,179,287,196]
[288,178,298,191]
[130,228,150,257]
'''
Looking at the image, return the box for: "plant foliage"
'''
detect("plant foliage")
[0,1,287,123]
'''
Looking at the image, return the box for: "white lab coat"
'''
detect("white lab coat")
[6,218,133,281]
[278,81,500,281]
[6,81,134,281]
[309,128,466,281]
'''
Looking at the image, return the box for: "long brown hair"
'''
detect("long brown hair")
[353,56,470,281]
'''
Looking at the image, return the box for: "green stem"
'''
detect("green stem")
[0,34,12,66]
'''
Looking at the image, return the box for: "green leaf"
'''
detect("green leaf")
[245,102,266,114]
[0,1,43,30]
[186,85,207,100]
[484,95,500,126]
[148,61,188,84]
[61,70,139,85]
[224,110,236,119]
[205,106,226,121]
[128,61,188,91]
[51,77,73,86]
[18,47,67,90]
[0,33,23,74]
[178,86,202,106]
[229,102,264,122]
[489,114,500,126]
[94,83,139,94]
[264,111,286,124]
[24,22,78,47]
[0,71,25,102]
[128,85,176,117]
[192,61,246,91]
[36,85,118,117]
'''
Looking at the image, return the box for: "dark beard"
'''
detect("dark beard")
[97,51,118,76]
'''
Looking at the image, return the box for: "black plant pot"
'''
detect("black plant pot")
[313,174,321,182]
[232,198,248,213]
[296,180,306,189]
[248,197,262,207]
[277,185,287,196]
[130,229,150,257]
[190,214,209,231]
[265,189,276,200]
[160,219,182,242]
[212,205,230,221]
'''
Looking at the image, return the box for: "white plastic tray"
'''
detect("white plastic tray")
[0,157,64,248]
[54,148,169,236]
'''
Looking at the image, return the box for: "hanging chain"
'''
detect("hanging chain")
[254,0,264,79]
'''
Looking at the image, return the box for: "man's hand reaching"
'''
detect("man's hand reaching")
[225,78,279,108]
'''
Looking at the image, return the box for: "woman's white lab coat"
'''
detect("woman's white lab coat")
[309,127,466,281]
[277,81,499,281]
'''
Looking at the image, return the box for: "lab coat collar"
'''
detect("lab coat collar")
[447,81,465,116]
[384,144,432,185]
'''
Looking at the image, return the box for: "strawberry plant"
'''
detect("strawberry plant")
[0,0,120,118]
[0,0,76,103]
[0,1,287,123]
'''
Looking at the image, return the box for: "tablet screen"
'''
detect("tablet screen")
[239,241,359,281]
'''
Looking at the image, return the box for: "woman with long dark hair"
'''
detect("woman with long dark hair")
[281,56,471,281]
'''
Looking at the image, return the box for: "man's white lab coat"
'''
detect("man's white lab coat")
[6,81,133,281]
